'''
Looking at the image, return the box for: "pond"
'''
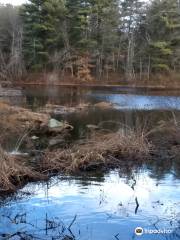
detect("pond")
[0,85,180,239]
[0,168,179,240]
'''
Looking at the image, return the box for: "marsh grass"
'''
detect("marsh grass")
[41,129,152,173]
[0,145,44,192]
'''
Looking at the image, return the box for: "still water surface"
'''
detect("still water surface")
[9,86,180,110]
[0,169,179,239]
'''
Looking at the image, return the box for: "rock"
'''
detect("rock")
[40,103,90,115]
[41,104,76,115]
[48,137,66,147]
[31,136,39,140]
[48,118,74,134]
[49,118,64,128]
[86,124,100,130]
[94,101,114,109]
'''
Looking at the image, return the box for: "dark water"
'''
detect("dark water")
[0,86,180,239]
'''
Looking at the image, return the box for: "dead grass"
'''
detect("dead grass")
[41,130,152,173]
[0,145,44,192]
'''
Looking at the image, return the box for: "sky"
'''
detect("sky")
[0,0,27,5]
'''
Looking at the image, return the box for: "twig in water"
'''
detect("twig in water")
[135,197,139,214]
[68,215,77,231]
[115,233,120,240]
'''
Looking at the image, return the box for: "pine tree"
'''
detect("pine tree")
[21,0,66,70]
[139,0,180,73]
[89,0,120,78]
[65,0,91,50]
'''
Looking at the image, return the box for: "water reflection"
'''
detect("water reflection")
[2,86,180,110]
[0,169,179,240]
[23,86,180,110]
[91,93,180,110]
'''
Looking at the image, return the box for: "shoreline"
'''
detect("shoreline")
[14,81,180,91]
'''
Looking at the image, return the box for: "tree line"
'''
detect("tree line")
[0,0,180,82]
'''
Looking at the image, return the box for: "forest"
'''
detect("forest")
[0,0,180,84]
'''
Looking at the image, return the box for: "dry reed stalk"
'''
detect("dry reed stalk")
[0,145,43,192]
[42,130,152,173]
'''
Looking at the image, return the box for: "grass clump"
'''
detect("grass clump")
[0,145,43,192]
[41,130,152,173]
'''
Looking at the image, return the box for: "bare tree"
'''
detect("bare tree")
[0,5,25,83]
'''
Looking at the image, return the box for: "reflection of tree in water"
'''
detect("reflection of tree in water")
[24,86,93,109]
[23,85,180,111]
[173,157,180,179]
[147,156,180,180]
